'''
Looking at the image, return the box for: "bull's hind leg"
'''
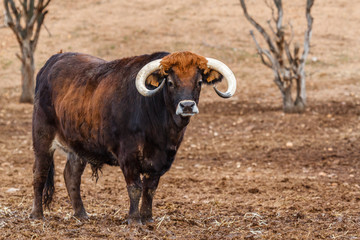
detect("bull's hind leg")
[30,150,55,219]
[30,107,56,219]
[63,153,88,219]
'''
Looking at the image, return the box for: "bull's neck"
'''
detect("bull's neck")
[164,112,189,151]
[144,94,189,149]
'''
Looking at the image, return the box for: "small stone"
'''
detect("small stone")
[6,188,20,193]
[286,142,293,147]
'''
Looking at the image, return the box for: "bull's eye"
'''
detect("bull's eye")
[167,79,174,88]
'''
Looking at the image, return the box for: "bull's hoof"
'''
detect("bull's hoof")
[29,211,44,220]
[74,211,89,220]
[141,217,154,224]
[127,217,142,226]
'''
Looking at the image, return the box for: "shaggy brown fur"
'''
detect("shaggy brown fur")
[160,51,221,84]
[160,51,210,76]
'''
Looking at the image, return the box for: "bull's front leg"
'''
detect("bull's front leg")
[140,174,160,224]
[126,181,142,224]
[120,157,142,225]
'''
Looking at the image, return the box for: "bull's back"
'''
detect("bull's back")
[36,53,108,131]
[34,53,118,164]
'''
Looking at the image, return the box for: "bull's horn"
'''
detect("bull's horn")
[136,59,165,97]
[206,58,237,98]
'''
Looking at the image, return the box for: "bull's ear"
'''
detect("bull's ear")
[202,69,223,85]
[145,70,164,88]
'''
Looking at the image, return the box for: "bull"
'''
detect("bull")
[30,51,236,224]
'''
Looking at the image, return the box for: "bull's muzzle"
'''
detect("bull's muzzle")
[176,100,199,117]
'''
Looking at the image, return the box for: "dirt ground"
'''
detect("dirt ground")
[0,0,360,239]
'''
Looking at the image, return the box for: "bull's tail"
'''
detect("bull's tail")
[43,160,55,209]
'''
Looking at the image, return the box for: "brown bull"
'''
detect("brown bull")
[30,51,236,224]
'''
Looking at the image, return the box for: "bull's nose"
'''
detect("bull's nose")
[180,101,195,109]
[176,100,199,117]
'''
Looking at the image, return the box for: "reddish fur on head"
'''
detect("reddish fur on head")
[160,51,210,76]
[145,51,223,87]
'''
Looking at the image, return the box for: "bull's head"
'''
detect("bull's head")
[135,52,236,120]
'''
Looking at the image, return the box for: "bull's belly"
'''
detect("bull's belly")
[50,136,118,166]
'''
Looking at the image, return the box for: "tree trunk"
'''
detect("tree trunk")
[282,86,294,113]
[19,41,35,103]
[293,74,306,113]
[298,70,307,105]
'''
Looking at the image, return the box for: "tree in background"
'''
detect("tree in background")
[240,0,314,113]
[4,0,51,103]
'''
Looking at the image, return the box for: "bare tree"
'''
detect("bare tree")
[4,0,51,103]
[240,0,314,113]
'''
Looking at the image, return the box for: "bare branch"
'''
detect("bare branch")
[294,42,300,59]
[273,73,285,93]
[295,0,314,106]
[273,0,283,32]
[264,0,276,23]
[287,21,294,46]
[4,0,15,26]
[284,21,294,68]
[21,0,28,18]
[250,30,284,93]
[8,0,24,38]
[29,0,35,19]
[27,3,39,29]
[250,30,273,68]
[284,42,293,65]
[9,0,20,19]
[43,0,51,10]
[4,0,23,46]
[33,1,51,49]
[267,20,277,38]
[43,23,52,37]
[299,0,314,70]
[28,0,50,29]
[240,0,279,55]
[15,53,24,63]
[31,10,48,51]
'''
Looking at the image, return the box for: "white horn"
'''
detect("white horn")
[135,59,165,97]
[206,58,237,98]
